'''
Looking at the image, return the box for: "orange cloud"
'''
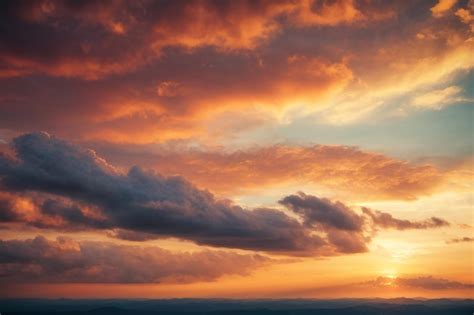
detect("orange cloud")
[0,235,272,283]
[0,0,471,144]
[180,55,353,120]
[0,0,393,80]
[288,0,392,26]
[455,0,474,32]
[287,275,474,298]
[99,144,443,200]
[0,51,354,144]
[431,0,458,17]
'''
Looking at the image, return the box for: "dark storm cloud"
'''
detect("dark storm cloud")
[107,229,161,242]
[0,132,326,254]
[279,192,364,231]
[38,199,109,229]
[0,195,20,222]
[279,193,369,253]
[0,192,108,230]
[362,207,450,230]
[0,235,271,283]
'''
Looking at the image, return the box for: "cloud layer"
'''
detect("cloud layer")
[0,0,390,79]
[0,235,270,283]
[0,133,450,256]
[0,0,471,144]
[367,276,474,291]
[96,143,443,200]
[0,132,323,254]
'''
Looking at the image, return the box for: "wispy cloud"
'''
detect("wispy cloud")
[446,237,474,244]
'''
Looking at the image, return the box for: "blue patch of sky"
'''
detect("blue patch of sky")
[228,71,473,162]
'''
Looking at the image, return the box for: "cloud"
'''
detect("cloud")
[0,1,470,143]
[325,230,368,254]
[455,0,474,32]
[346,275,474,291]
[431,0,458,17]
[411,86,465,110]
[0,235,271,283]
[446,237,474,244]
[362,208,450,230]
[0,133,451,255]
[279,192,368,253]
[395,276,474,290]
[97,143,443,200]
[0,192,108,231]
[279,192,364,231]
[280,275,474,297]
[0,0,391,80]
[0,132,328,255]
[37,199,109,230]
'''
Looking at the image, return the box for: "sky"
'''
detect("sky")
[0,0,473,299]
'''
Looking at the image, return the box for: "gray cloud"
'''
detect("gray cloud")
[0,132,327,254]
[37,198,109,230]
[0,235,271,283]
[279,192,364,231]
[0,195,20,222]
[362,207,449,230]
[279,192,369,253]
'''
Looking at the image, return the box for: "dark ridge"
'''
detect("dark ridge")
[0,299,472,315]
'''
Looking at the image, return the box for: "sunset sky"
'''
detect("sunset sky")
[0,0,473,299]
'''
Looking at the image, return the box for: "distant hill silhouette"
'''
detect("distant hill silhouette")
[0,298,472,315]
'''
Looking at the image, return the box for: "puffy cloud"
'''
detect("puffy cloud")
[279,193,368,253]
[430,0,458,17]
[325,230,368,254]
[279,193,364,231]
[37,199,109,230]
[0,132,327,255]
[0,194,20,222]
[362,208,450,230]
[455,0,474,32]
[0,192,108,230]
[0,235,271,283]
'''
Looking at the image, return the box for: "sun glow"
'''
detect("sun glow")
[380,269,399,286]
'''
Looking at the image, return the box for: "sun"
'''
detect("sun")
[380,269,399,286]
